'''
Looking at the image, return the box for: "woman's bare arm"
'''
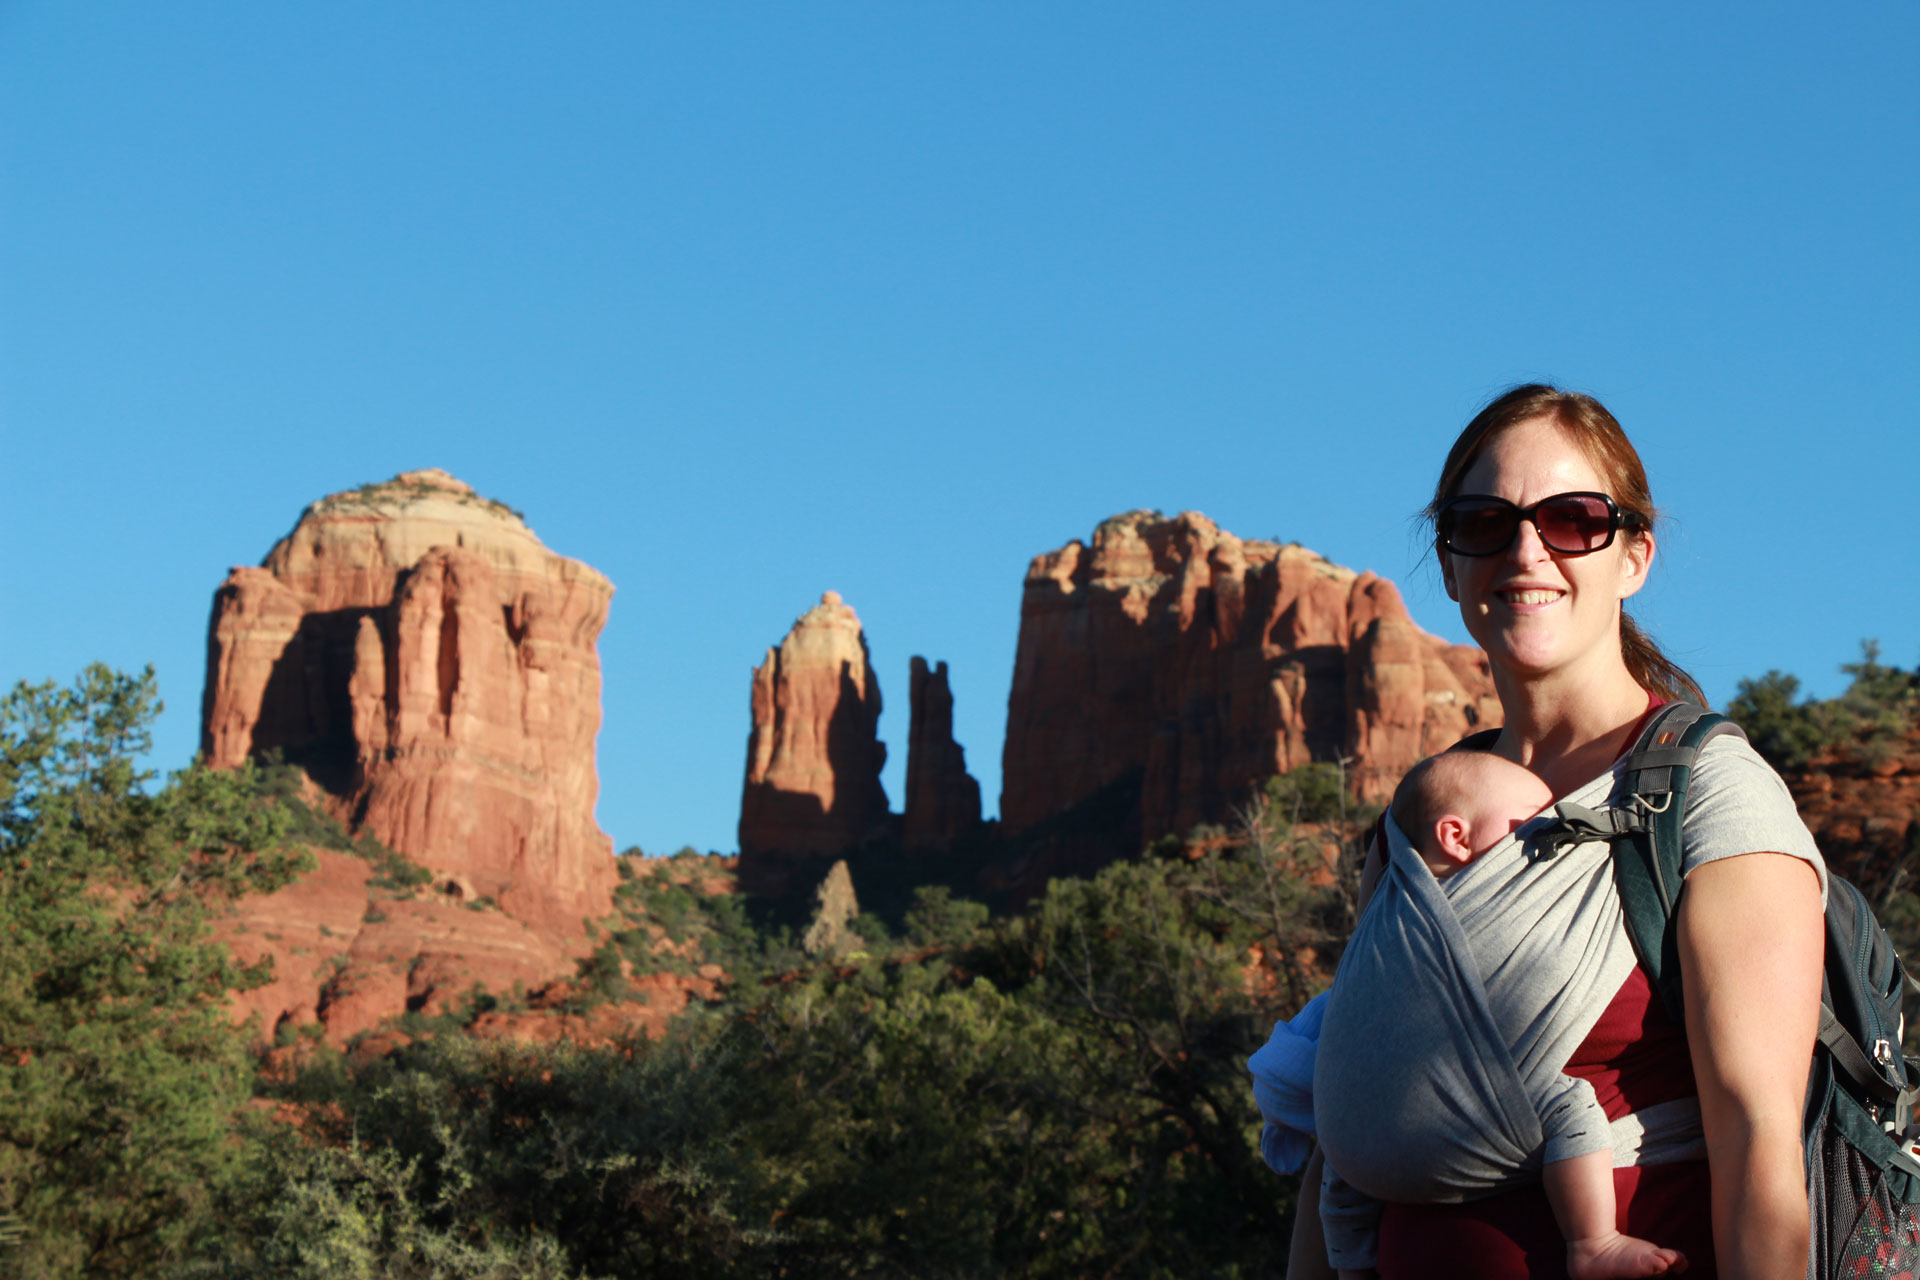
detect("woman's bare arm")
[1676,852,1824,1280]
[1287,1147,1337,1280]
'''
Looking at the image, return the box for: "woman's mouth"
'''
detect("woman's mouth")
[1501,589,1565,607]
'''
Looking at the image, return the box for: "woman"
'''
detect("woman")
[1289,385,1826,1280]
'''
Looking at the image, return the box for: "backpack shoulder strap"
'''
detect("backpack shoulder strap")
[1451,727,1502,753]
[1593,710,1920,1147]
[1605,701,1748,1022]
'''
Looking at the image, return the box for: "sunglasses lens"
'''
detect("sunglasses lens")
[1536,495,1616,552]
[1443,502,1518,555]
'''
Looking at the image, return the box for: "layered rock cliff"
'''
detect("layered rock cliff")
[1002,510,1500,843]
[201,469,618,936]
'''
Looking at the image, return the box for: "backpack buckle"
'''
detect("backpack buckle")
[1537,801,1646,861]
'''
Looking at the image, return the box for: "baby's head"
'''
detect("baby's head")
[1391,751,1554,879]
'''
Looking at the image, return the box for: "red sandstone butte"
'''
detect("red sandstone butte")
[902,656,982,851]
[201,469,618,937]
[738,591,890,859]
[1001,510,1499,842]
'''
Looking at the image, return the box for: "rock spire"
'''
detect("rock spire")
[737,592,890,859]
[902,657,981,851]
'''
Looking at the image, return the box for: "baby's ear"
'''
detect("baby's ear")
[1434,816,1475,864]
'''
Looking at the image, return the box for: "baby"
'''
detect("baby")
[1248,750,1687,1280]
[1380,750,1686,1280]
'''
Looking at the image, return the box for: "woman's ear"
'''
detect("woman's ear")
[1618,529,1655,601]
[1441,553,1459,602]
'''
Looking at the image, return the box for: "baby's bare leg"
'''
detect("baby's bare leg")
[1544,1150,1687,1279]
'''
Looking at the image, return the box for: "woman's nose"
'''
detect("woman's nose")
[1506,515,1552,566]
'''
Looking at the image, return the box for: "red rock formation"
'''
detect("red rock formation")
[465,965,723,1048]
[738,592,890,859]
[1345,572,1495,797]
[201,469,618,937]
[1779,722,1920,903]
[217,848,578,1045]
[220,847,725,1050]
[1002,511,1499,845]
[902,657,981,851]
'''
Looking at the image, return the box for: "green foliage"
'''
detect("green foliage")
[0,665,309,1277]
[211,1100,595,1279]
[1228,768,1374,1011]
[607,860,796,987]
[901,885,991,949]
[1835,641,1920,767]
[251,757,433,894]
[1261,761,1353,828]
[565,940,632,1011]
[1726,670,1832,769]
[329,476,527,524]
[845,909,892,948]
[1728,640,1919,770]
[229,819,1325,1279]
[0,668,1379,1277]
[220,1033,776,1279]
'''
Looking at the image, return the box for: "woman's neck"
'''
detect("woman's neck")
[1490,658,1651,798]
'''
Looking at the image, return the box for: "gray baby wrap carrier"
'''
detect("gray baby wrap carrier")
[1313,762,1706,1235]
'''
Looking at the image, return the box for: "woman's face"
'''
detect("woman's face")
[1441,417,1653,685]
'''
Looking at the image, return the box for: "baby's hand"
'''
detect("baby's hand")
[1567,1229,1686,1280]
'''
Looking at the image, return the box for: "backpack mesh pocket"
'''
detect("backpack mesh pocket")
[1809,1087,1920,1280]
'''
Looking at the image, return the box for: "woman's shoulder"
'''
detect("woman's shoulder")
[1690,730,1799,806]
[1681,731,1827,893]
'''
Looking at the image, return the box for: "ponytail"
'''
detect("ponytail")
[1620,610,1706,707]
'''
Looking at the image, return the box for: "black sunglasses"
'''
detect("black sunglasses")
[1436,491,1647,558]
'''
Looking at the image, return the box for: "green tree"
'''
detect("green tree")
[0,665,307,1276]
[1728,641,1920,770]
[901,884,991,949]
[1835,640,1920,767]
[1725,669,1831,769]
[223,1030,773,1280]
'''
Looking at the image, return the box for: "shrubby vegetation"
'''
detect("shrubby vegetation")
[0,666,309,1276]
[3,664,1379,1277]
[251,756,434,895]
[13,644,1912,1276]
[328,475,527,524]
[1727,640,1920,770]
[209,795,1366,1280]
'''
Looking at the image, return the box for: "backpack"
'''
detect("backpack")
[1527,701,1920,1279]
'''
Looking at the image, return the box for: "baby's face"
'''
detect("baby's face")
[1453,759,1555,858]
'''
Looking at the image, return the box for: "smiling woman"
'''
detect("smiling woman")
[1426,387,1706,737]
[1290,385,1828,1280]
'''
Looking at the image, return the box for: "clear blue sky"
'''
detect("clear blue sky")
[4,3,1915,858]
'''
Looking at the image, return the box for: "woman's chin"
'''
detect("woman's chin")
[1477,636,1567,680]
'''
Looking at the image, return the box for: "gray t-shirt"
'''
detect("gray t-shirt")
[1316,731,1824,1270]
